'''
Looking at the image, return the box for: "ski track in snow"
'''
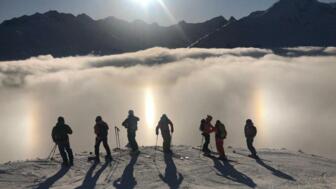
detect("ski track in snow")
[0,146,336,189]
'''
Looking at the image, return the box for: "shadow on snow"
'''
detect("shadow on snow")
[210,157,257,188]
[76,161,108,189]
[113,154,139,189]
[36,166,70,189]
[159,153,184,189]
[256,159,296,181]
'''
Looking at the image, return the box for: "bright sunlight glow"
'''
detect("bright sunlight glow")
[133,0,154,7]
[145,87,155,128]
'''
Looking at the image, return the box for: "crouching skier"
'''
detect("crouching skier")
[92,116,112,162]
[52,117,74,166]
[214,120,227,161]
[156,114,174,154]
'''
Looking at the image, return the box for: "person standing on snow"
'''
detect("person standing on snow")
[52,117,74,166]
[122,110,140,155]
[244,119,258,158]
[156,114,174,154]
[214,120,227,160]
[200,115,215,154]
[94,116,112,162]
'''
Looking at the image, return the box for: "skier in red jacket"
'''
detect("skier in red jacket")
[200,115,215,154]
[214,120,227,160]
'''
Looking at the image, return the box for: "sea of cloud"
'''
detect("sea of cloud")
[0,47,336,162]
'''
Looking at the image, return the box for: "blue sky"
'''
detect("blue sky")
[0,0,335,25]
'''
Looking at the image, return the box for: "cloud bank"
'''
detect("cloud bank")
[0,47,336,162]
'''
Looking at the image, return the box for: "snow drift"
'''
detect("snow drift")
[0,146,335,189]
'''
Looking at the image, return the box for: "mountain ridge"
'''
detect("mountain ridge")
[1,0,336,61]
[193,0,336,48]
[0,10,228,61]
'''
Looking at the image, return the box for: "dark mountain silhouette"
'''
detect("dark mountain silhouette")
[0,0,335,61]
[193,0,336,48]
[0,11,227,60]
[330,2,336,8]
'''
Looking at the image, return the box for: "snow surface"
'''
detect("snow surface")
[0,146,335,189]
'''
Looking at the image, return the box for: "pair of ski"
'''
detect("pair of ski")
[232,150,271,162]
[88,126,123,162]
[192,147,239,164]
[155,148,190,161]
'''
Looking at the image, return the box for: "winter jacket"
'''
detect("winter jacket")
[215,123,227,139]
[52,123,72,144]
[122,115,140,132]
[94,121,109,138]
[156,118,174,135]
[202,121,215,134]
[245,124,257,138]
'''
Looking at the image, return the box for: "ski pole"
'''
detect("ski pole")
[114,127,116,148]
[153,135,158,162]
[47,144,57,160]
[170,133,173,152]
[51,145,57,160]
[114,127,119,150]
[116,127,121,149]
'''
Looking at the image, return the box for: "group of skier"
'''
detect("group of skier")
[51,110,141,166]
[200,115,258,161]
[51,110,258,167]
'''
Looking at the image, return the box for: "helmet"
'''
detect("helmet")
[206,115,213,121]
[57,116,65,124]
[96,116,102,122]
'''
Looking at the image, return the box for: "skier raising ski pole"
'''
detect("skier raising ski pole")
[155,114,174,154]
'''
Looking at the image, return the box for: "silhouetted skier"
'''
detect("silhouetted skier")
[156,114,174,154]
[244,119,258,158]
[122,110,140,155]
[94,116,112,162]
[200,115,214,154]
[51,117,74,166]
[214,120,227,160]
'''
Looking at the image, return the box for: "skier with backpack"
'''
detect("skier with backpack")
[156,114,174,154]
[122,110,140,155]
[51,117,74,166]
[199,115,215,154]
[214,120,227,160]
[93,116,112,162]
[244,119,258,158]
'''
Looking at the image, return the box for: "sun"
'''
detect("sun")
[133,0,154,7]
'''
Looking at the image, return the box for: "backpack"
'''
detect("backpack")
[245,125,257,138]
[217,123,227,139]
[95,122,108,137]
[52,126,68,142]
[199,120,205,131]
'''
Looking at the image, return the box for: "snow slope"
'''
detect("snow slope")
[0,146,335,189]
